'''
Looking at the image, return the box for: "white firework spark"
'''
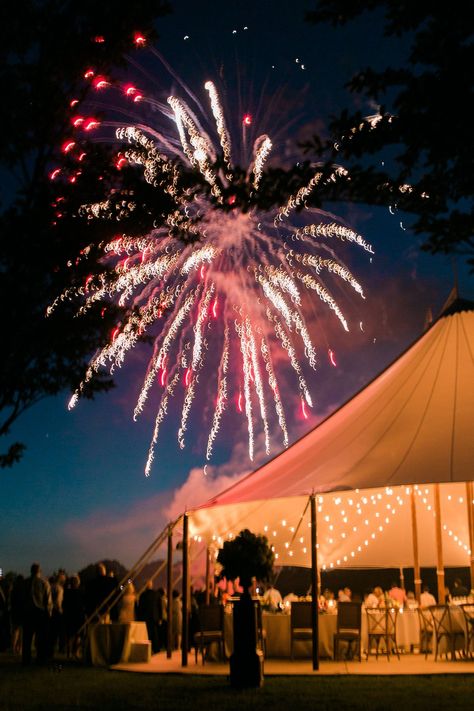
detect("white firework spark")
[52,78,373,475]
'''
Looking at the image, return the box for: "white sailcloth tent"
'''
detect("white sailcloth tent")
[189,297,474,571]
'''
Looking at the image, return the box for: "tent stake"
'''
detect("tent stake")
[410,488,422,602]
[181,513,189,666]
[310,493,319,671]
[466,481,474,592]
[167,525,173,659]
[434,484,445,604]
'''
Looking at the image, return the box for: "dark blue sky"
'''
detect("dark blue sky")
[1,1,472,576]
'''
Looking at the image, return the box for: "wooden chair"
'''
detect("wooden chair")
[366,608,400,661]
[333,602,362,661]
[459,604,474,658]
[290,601,312,660]
[417,607,434,659]
[429,605,465,661]
[193,604,225,665]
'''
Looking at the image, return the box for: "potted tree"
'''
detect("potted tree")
[217,528,274,688]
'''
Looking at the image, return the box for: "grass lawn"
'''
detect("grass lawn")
[0,657,473,710]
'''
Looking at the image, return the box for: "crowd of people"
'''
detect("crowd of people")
[0,562,188,665]
[1,564,470,665]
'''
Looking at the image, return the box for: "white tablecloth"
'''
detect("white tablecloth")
[361,609,420,651]
[89,622,148,666]
[433,606,467,657]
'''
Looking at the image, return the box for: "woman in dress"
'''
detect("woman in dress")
[118,582,137,623]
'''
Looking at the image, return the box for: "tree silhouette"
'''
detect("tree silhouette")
[304,1,474,267]
[0,0,171,466]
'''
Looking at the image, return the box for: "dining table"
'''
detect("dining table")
[223,610,338,658]
[221,606,423,660]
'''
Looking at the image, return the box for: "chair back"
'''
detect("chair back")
[366,608,386,635]
[429,605,452,636]
[198,603,223,633]
[417,607,433,633]
[386,607,398,636]
[290,601,312,629]
[337,602,361,633]
[460,603,474,628]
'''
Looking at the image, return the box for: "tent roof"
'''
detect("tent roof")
[188,301,473,570]
[200,302,474,508]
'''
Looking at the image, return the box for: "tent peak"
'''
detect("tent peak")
[438,294,474,319]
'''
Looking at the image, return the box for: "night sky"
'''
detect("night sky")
[1,1,472,577]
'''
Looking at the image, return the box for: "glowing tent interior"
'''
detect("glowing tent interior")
[188,295,474,576]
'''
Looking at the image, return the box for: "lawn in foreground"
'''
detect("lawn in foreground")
[0,659,473,711]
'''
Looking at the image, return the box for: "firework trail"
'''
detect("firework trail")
[49,55,373,475]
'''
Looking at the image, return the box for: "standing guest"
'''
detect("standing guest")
[388,582,407,606]
[86,563,116,622]
[171,590,182,650]
[118,582,136,623]
[50,570,66,655]
[10,575,26,656]
[156,588,168,651]
[420,585,437,608]
[22,563,52,665]
[63,575,85,659]
[137,581,160,653]
[0,573,9,652]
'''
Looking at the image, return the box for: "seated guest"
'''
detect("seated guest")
[338,587,352,602]
[388,582,407,606]
[451,578,469,598]
[363,588,379,608]
[374,586,385,607]
[406,591,418,609]
[262,583,282,611]
[282,592,299,609]
[419,585,437,608]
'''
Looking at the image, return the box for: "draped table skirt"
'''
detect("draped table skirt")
[89,622,149,666]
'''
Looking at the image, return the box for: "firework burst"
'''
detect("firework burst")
[49,66,373,476]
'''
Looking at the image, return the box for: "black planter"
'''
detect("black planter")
[229,592,264,688]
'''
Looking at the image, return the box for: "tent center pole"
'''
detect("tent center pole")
[466,481,474,593]
[410,488,422,602]
[181,513,189,667]
[166,525,173,659]
[310,493,319,671]
[434,484,445,604]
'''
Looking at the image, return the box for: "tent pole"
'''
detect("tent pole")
[181,513,189,667]
[434,484,445,604]
[205,546,211,605]
[410,488,422,602]
[466,481,474,592]
[310,493,319,671]
[166,525,173,659]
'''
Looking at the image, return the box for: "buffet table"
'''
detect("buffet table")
[89,622,149,666]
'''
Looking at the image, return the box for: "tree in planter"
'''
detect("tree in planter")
[217,528,275,592]
[217,529,274,688]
